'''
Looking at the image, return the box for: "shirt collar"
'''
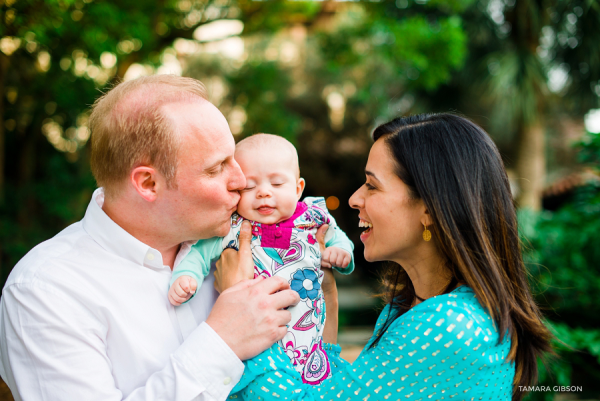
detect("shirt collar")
[81,188,169,270]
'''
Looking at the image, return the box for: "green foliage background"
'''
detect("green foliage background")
[518,132,600,400]
[1,0,600,399]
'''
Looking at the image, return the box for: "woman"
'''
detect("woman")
[227,113,552,401]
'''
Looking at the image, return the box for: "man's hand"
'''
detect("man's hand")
[168,275,197,306]
[205,276,300,360]
[321,246,352,269]
[214,221,254,293]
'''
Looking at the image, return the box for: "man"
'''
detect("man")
[0,75,300,400]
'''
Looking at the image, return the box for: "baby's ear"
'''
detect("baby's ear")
[296,178,306,200]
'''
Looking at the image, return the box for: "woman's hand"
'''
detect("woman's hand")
[214,221,255,293]
[316,225,339,344]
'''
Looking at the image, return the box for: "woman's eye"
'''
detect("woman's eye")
[365,183,376,190]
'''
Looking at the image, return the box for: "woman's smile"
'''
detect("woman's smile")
[358,218,372,242]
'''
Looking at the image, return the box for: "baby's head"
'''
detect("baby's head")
[235,134,305,224]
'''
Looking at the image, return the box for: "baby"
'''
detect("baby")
[169,133,354,385]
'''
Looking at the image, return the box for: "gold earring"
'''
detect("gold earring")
[423,223,431,241]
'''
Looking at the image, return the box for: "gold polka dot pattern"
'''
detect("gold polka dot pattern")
[229,286,514,400]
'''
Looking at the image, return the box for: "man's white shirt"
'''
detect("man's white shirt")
[0,188,244,400]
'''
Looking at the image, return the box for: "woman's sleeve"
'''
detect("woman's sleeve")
[228,296,503,400]
[323,343,348,376]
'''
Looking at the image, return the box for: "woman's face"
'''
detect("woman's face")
[349,138,427,263]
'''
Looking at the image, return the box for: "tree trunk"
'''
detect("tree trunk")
[515,121,545,210]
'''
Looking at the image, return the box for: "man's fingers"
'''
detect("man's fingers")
[274,326,288,342]
[316,224,329,253]
[222,277,263,295]
[272,309,293,328]
[270,289,301,310]
[254,275,292,295]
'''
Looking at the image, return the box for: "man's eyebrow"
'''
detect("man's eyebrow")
[205,156,229,170]
[365,170,380,181]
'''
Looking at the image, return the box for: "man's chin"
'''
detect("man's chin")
[215,223,231,237]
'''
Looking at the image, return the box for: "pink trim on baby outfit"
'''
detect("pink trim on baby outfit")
[260,202,308,249]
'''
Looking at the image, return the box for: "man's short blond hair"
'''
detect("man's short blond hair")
[89,75,208,196]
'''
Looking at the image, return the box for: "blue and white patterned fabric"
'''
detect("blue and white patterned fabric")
[229,285,515,400]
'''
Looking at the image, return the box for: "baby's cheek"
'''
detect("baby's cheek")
[236,192,254,217]
[283,188,301,213]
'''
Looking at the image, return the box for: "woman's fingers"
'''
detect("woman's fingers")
[316,224,329,253]
[214,221,255,293]
[237,221,254,276]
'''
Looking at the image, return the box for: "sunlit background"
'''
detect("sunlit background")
[1,0,600,399]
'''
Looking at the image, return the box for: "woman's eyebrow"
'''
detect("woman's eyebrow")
[365,170,380,182]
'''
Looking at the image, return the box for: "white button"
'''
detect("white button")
[146,253,155,261]
[223,377,231,385]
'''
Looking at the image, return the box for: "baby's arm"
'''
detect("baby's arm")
[168,275,198,306]
[321,246,352,269]
[169,237,223,306]
[322,219,355,274]
[302,196,355,273]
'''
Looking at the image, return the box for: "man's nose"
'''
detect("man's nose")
[227,159,246,191]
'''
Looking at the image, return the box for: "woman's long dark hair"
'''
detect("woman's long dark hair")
[368,113,552,401]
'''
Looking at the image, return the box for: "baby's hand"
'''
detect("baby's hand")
[168,275,198,306]
[321,246,352,269]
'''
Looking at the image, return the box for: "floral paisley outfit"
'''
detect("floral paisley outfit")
[229,286,514,400]
[171,197,354,385]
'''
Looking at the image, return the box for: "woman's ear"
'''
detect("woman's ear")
[131,166,160,202]
[296,178,306,200]
[420,205,433,227]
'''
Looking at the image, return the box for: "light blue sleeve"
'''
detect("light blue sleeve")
[228,290,514,401]
[302,197,355,275]
[324,223,355,275]
[170,237,223,290]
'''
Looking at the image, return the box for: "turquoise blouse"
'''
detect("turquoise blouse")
[229,286,514,400]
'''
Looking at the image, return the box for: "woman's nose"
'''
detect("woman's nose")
[349,186,364,209]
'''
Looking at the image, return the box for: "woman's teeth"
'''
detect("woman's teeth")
[359,220,372,228]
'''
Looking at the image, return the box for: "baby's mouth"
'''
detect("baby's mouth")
[257,206,276,215]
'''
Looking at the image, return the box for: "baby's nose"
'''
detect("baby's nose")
[257,188,272,198]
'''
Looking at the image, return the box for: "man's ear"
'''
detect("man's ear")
[296,178,306,200]
[130,166,160,202]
